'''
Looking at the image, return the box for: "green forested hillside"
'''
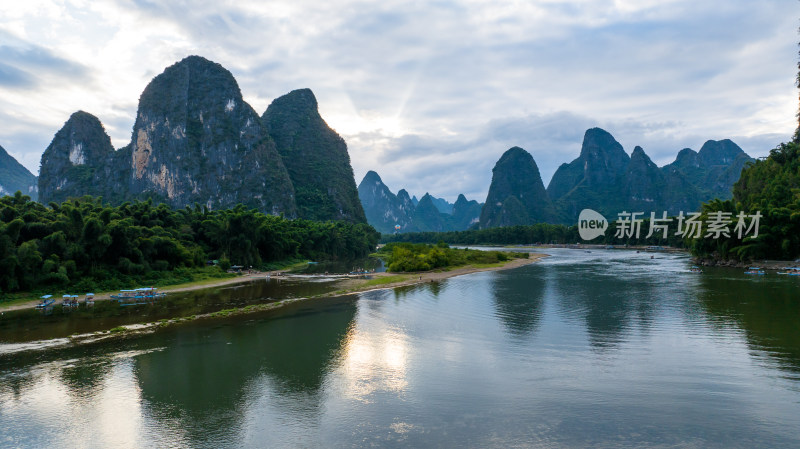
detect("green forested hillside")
[691,141,800,261]
[263,88,366,223]
[0,193,379,294]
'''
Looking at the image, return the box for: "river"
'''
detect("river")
[1,248,799,447]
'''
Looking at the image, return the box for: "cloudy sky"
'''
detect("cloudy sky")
[0,0,796,203]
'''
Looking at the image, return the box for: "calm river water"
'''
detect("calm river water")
[2,249,799,448]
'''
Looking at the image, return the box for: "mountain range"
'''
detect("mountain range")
[1,58,752,232]
[359,128,753,232]
[33,56,364,222]
[488,128,753,226]
[357,171,482,233]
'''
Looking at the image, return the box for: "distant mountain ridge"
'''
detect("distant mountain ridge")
[490,128,753,228]
[357,171,413,233]
[361,127,753,232]
[357,171,483,233]
[546,128,753,223]
[0,144,38,200]
[22,57,752,231]
[35,56,365,223]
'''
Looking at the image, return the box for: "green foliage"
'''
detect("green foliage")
[0,195,380,297]
[382,219,688,248]
[378,242,524,272]
[691,141,800,261]
[383,223,580,245]
[264,88,367,223]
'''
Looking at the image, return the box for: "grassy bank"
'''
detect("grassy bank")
[377,242,528,272]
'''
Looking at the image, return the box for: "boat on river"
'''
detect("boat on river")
[689,266,703,273]
[777,267,800,276]
[61,294,80,308]
[34,295,55,310]
[111,287,165,306]
[744,267,766,275]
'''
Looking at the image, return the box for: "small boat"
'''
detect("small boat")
[35,295,55,309]
[744,267,766,275]
[689,266,703,273]
[85,293,95,306]
[777,267,800,276]
[61,294,80,308]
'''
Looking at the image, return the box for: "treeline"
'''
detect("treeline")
[0,193,379,294]
[692,141,800,261]
[378,242,526,272]
[382,222,686,247]
[382,223,579,245]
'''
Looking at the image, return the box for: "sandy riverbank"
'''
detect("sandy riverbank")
[335,253,547,293]
[1,253,548,313]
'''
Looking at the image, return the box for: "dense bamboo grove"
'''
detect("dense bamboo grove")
[0,193,379,294]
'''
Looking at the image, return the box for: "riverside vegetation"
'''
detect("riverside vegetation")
[382,222,688,248]
[378,242,528,272]
[693,140,800,261]
[0,193,379,299]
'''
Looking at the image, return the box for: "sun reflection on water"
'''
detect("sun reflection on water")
[337,325,410,402]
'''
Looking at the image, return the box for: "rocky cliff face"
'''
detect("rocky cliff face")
[38,111,116,204]
[662,139,753,201]
[357,171,412,233]
[619,146,669,213]
[409,193,447,232]
[263,88,365,223]
[37,56,374,219]
[479,146,555,228]
[429,196,453,214]
[357,171,481,233]
[396,189,416,217]
[451,194,482,230]
[547,128,630,202]
[544,129,752,223]
[0,144,37,199]
[546,128,631,220]
[128,56,295,214]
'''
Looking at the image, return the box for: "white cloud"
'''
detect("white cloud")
[0,0,794,204]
